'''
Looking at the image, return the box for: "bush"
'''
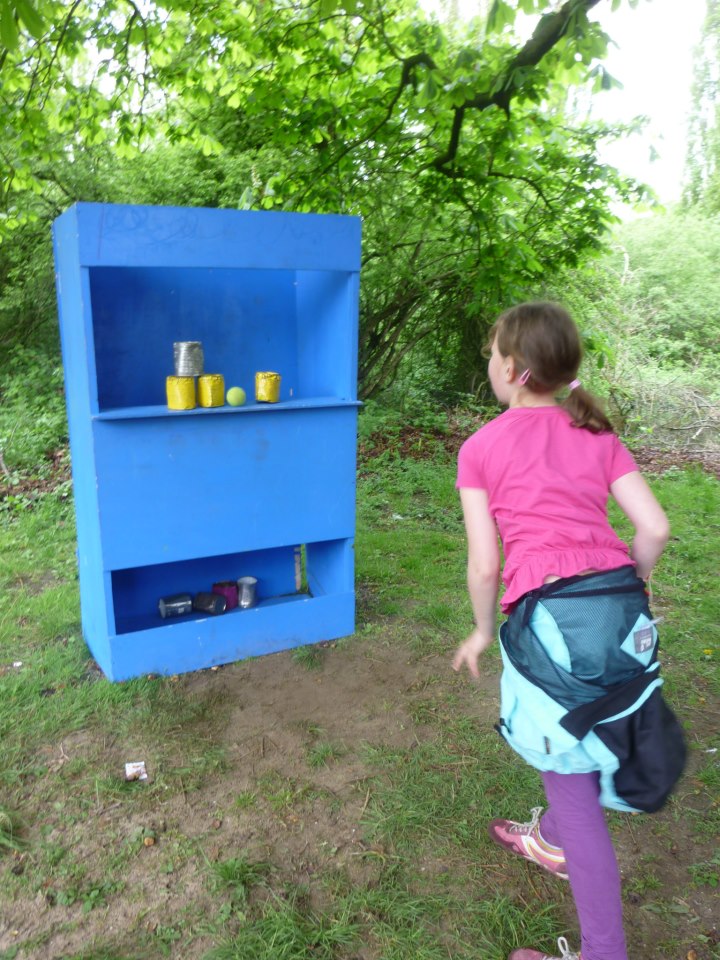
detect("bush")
[0,346,67,474]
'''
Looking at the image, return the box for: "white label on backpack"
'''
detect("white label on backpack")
[634,626,654,654]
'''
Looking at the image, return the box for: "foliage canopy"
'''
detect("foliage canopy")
[1,0,646,396]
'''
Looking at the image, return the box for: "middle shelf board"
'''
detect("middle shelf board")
[93,397,362,421]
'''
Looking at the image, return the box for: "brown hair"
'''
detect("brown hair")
[490,301,613,433]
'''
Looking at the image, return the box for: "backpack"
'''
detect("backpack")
[497,567,686,813]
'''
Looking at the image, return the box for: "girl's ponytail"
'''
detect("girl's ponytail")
[562,382,613,434]
[493,302,615,434]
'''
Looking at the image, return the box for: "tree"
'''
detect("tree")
[0,0,646,396]
[610,211,720,367]
[686,0,720,209]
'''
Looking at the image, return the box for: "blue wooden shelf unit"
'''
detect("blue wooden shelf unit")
[53,203,362,681]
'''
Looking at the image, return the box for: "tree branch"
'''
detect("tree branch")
[431,0,603,171]
[27,0,84,110]
[487,168,554,209]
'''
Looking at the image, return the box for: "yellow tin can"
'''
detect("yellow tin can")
[166,375,196,410]
[255,371,281,403]
[198,373,225,408]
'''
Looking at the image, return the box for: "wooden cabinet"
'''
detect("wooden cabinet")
[53,203,361,680]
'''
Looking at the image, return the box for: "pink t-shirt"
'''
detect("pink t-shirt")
[456,406,638,612]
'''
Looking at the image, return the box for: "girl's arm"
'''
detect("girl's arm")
[610,471,670,581]
[452,487,501,678]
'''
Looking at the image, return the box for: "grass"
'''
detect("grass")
[1,417,719,960]
[291,645,325,670]
[0,805,25,852]
[207,855,271,904]
[688,851,720,889]
[205,888,360,960]
[307,741,346,768]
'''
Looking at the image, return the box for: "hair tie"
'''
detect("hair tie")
[518,369,531,386]
[569,379,581,391]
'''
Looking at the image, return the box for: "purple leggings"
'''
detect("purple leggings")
[540,771,627,960]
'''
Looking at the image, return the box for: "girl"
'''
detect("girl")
[452,302,680,960]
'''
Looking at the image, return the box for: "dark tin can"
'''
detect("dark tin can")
[193,592,227,616]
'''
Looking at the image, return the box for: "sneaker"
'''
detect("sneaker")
[509,936,581,960]
[488,806,568,880]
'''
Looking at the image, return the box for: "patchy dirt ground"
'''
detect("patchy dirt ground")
[1,619,718,960]
[1,436,718,959]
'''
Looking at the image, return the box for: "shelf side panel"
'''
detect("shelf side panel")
[53,214,114,662]
[297,271,359,400]
[307,539,354,596]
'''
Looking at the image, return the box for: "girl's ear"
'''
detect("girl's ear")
[503,355,517,383]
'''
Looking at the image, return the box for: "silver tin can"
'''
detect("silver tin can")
[173,341,204,377]
[237,576,258,609]
[158,593,193,618]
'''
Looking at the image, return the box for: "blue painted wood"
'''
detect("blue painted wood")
[107,593,355,681]
[88,265,357,410]
[93,407,358,568]
[297,271,359,399]
[53,210,110,663]
[112,544,300,633]
[93,398,361,420]
[306,539,355,597]
[73,203,361,271]
[53,202,361,680]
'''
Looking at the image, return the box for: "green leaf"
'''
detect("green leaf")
[0,0,19,49]
[238,187,254,209]
[487,0,514,34]
[454,48,475,71]
[153,47,173,68]
[601,69,616,91]
[14,0,44,39]
[420,70,439,104]
[199,134,223,156]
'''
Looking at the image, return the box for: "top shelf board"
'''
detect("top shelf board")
[56,203,362,272]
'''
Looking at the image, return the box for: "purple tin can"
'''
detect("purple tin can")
[212,581,239,611]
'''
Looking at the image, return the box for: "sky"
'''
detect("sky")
[589,0,707,204]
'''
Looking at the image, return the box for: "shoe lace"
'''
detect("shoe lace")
[555,936,580,960]
[509,805,543,835]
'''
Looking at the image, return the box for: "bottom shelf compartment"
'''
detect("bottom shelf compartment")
[103,591,354,682]
[96,539,354,681]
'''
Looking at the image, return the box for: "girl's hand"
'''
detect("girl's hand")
[452,628,495,679]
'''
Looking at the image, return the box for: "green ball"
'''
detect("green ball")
[226,386,246,407]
